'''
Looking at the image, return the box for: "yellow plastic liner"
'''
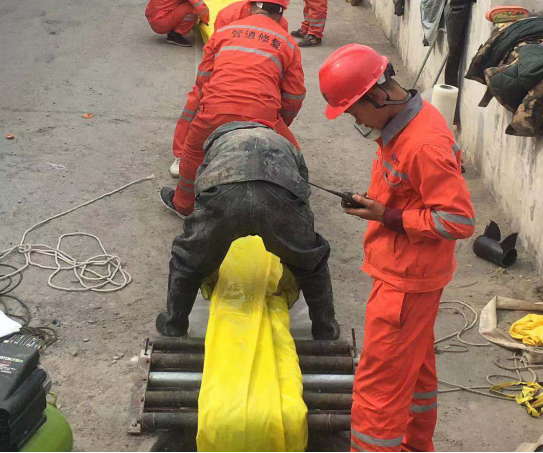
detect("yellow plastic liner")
[198,0,239,42]
[197,236,308,452]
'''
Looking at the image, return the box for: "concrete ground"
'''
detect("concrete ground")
[1,0,542,451]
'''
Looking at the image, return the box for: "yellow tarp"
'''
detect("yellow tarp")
[510,314,543,347]
[197,236,308,452]
[198,0,239,42]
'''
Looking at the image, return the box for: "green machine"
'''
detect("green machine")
[0,335,73,452]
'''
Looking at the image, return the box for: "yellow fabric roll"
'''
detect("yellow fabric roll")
[510,314,543,346]
[197,236,308,452]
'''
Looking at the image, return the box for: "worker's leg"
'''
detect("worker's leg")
[147,2,197,35]
[251,182,339,340]
[157,184,249,336]
[301,1,310,35]
[306,0,327,38]
[351,281,442,452]
[402,336,438,452]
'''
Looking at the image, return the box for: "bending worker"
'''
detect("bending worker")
[145,0,210,47]
[214,0,289,31]
[165,0,304,202]
[319,44,475,452]
[157,121,340,341]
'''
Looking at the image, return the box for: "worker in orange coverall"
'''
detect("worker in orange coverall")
[290,0,326,47]
[161,0,305,217]
[215,0,289,31]
[145,0,210,47]
[319,44,475,452]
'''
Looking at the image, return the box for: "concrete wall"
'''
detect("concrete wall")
[367,0,543,272]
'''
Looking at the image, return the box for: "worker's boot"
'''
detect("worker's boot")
[156,310,189,337]
[291,28,306,38]
[298,34,322,47]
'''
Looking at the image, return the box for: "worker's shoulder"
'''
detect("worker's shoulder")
[402,101,457,158]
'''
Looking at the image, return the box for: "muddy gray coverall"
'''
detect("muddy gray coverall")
[156,121,339,340]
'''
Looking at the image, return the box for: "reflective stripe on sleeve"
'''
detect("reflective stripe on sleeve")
[216,46,283,78]
[352,429,403,448]
[435,210,475,226]
[282,92,306,100]
[217,25,295,49]
[410,402,438,413]
[197,70,212,77]
[431,210,455,241]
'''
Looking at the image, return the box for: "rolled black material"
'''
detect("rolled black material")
[151,338,352,356]
[472,221,518,268]
[152,353,354,374]
[142,412,350,432]
[145,390,352,411]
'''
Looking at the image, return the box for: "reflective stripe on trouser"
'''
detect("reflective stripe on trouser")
[148,2,198,35]
[173,110,300,215]
[351,280,441,452]
[300,0,327,38]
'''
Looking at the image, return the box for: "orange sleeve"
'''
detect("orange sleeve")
[402,144,475,243]
[186,0,210,23]
[279,45,305,126]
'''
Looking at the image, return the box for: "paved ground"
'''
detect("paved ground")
[1,0,543,451]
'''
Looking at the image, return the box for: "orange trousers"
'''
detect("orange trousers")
[173,110,299,215]
[148,2,197,35]
[351,280,441,452]
[301,0,327,38]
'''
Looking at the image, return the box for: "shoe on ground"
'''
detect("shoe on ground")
[156,311,189,337]
[166,32,193,47]
[291,28,306,38]
[170,157,180,178]
[298,34,322,47]
[160,187,187,219]
[312,318,340,340]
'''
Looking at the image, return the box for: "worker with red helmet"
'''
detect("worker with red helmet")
[290,0,327,47]
[162,0,305,217]
[319,44,475,452]
[214,0,289,32]
[145,0,210,47]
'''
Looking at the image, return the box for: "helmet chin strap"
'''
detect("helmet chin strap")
[366,86,412,109]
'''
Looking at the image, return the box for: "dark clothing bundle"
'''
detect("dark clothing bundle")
[466,18,543,137]
[158,122,338,340]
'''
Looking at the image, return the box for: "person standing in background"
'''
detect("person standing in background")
[290,0,326,47]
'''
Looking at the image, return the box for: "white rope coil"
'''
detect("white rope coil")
[0,175,154,293]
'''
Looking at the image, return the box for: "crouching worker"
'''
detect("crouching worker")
[145,0,210,47]
[156,121,340,341]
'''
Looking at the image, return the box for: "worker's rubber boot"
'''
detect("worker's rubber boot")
[156,311,188,337]
[311,311,340,341]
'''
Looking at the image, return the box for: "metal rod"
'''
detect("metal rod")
[307,181,345,198]
[142,412,350,432]
[145,390,352,411]
[152,353,354,374]
[412,27,446,89]
[150,338,352,356]
[149,372,354,392]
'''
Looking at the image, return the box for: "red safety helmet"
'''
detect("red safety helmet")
[319,44,390,120]
[250,0,290,9]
